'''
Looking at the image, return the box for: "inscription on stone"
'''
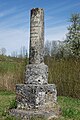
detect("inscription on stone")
[29,8,44,64]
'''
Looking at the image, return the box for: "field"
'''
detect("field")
[45,57,80,98]
[0,55,80,119]
[0,55,80,98]
[0,91,80,120]
[0,55,26,91]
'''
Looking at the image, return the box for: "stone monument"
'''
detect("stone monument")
[10,8,60,120]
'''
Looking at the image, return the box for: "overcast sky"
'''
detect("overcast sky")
[0,0,80,55]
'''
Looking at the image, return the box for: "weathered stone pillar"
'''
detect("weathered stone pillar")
[25,8,48,85]
[10,8,60,120]
[29,8,44,64]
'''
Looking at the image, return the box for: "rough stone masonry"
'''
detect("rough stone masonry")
[10,8,60,120]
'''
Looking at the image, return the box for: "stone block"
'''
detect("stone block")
[16,84,57,110]
[10,109,60,120]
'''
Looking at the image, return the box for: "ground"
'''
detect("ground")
[0,91,80,120]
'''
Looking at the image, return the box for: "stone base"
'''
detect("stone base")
[13,83,61,119]
[10,107,60,120]
[16,84,57,110]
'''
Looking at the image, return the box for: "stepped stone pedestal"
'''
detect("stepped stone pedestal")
[16,84,57,110]
[10,8,60,120]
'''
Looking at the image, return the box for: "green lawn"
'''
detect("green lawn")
[0,91,80,120]
[0,91,16,120]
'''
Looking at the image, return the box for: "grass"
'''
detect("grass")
[0,55,26,91]
[58,96,80,120]
[0,55,80,98]
[0,91,16,120]
[0,55,80,119]
[45,57,80,98]
[0,91,80,120]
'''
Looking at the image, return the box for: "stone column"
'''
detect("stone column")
[29,8,44,64]
[10,8,60,120]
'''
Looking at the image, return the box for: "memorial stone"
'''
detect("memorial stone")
[10,8,60,120]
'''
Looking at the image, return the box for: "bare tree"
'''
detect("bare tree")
[0,48,6,55]
[44,40,51,57]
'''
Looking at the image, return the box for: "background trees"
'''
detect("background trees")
[0,48,6,55]
[65,13,80,57]
[0,13,80,59]
[44,13,80,59]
